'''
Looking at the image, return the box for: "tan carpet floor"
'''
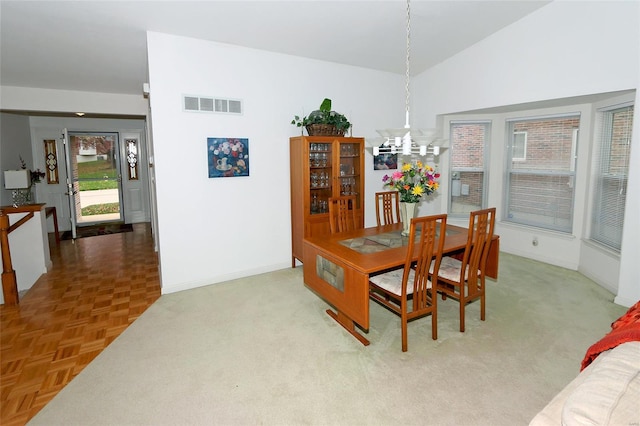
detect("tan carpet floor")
[28,252,627,426]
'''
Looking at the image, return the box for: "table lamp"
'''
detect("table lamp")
[4,170,32,207]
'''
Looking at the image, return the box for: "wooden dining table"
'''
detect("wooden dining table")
[302,222,499,346]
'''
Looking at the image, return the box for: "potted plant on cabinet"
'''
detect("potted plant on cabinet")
[291,98,351,136]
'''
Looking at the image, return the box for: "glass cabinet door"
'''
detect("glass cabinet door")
[309,141,332,215]
[337,142,361,208]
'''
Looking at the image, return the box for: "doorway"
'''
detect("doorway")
[65,132,123,227]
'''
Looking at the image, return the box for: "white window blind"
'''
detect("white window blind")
[449,121,490,216]
[505,114,580,233]
[590,104,633,251]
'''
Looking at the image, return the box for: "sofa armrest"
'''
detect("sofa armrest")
[530,341,640,426]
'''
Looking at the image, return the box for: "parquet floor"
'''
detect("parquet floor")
[0,223,161,425]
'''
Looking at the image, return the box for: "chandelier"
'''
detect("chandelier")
[370,0,447,157]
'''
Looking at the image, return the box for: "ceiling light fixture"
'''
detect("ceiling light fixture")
[370,0,447,157]
[75,112,85,117]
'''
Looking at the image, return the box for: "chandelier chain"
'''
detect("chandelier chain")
[372,0,446,158]
[405,0,411,122]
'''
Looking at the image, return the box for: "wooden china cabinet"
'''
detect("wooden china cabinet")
[289,136,365,266]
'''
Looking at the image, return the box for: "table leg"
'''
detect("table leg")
[486,237,499,279]
[45,207,60,245]
[326,309,370,346]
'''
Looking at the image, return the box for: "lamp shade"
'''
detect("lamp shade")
[4,170,31,189]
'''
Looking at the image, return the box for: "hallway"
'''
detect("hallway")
[0,223,161,425]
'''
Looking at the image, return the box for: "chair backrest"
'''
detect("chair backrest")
[328,196,358,234]
[403,214,447,303]
[375,191,401,227]
[460,207,496,285]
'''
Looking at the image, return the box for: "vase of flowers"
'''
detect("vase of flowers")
[382,161,440,236]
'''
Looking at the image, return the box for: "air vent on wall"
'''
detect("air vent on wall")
[200,97,214,112]
[182,95,243,115]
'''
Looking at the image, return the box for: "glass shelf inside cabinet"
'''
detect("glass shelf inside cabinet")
[310,170,331,189]
[340,177,358,196]
[309,141,332,215]
[311,193,328,214]
[339,164,356,177]
[340,144,359,157]
[309,152,329,167]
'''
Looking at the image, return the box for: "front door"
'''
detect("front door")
[65,132,123,232]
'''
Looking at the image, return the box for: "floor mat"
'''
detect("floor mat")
[61,223,133,240]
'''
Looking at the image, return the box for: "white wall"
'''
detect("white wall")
[1,113,32,206]
[415,1,639,122]
[0,86,148,116]
[147,32,403,294]
[413,1,639,305]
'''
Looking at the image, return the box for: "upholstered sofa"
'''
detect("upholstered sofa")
[530,301,640,426]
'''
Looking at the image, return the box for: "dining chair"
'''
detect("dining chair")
[369,214,447,351]
[375,191,401,227]
[328,195,358,234]
[433,207,496,332]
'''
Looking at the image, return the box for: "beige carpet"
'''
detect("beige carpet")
[28,253,627,425]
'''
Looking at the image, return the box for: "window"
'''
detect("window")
[513,132,527,161]
[449,121,490,216]
[505,114,579,233]
[590,104,633,251]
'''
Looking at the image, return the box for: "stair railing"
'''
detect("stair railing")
[1,209,35,306]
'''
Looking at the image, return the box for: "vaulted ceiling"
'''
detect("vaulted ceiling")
[0,1,550,96]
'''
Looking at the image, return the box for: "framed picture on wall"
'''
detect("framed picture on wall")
[207,137,250,178]
[373,151,397,170]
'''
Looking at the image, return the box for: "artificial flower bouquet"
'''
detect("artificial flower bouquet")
[382,161,440,203]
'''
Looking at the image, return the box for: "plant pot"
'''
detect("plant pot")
[306,124,345,137]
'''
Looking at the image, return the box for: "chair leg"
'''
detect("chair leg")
[432,309,437,340]
[400,299,408,351]
[481,292,485,321]
[459,301,465,332]
[401,317,408,352]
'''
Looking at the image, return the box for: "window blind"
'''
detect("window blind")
[590,104,633,251]
[505,114,580,233]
